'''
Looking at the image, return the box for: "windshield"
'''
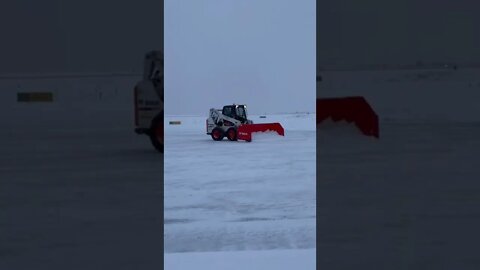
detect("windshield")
[237,106,247,119]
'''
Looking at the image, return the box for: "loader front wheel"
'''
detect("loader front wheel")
[211,128,224,141]
[149,117,163,153]
[226,128,237,141]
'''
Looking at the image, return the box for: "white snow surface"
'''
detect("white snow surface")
[0,76,164,269]
[317,121,480,269]
[164,248,315,270]
[164,113,316,267]
[3,67,480,269]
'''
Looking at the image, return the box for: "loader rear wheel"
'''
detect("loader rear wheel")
[211,128,224,141]
[149,116,163,153]
[226,128,237,141]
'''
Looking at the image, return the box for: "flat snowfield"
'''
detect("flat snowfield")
[0,82,164,270]
[317,122,480,269]
[164,114,316,268]
[165,248,315,270]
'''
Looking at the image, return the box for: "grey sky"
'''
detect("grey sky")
[164,0,316,115]
[317,0,480,69]
[0,0,162,74]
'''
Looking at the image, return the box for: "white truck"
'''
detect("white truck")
[133,50,163,153]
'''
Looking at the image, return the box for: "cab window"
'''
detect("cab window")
[223,106,234,118]
[237,107,246,119]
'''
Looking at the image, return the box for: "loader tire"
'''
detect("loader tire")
[226,128,237,141]
[149,115,163,153]
[211,128,224,141]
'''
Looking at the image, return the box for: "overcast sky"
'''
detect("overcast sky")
[317,0,480,69]
[164,0,316,115]
[0,0,162,74]
[2,0,478,85]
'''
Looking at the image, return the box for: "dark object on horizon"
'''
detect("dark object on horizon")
[17,92,53,102]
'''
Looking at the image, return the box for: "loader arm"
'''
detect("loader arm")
[134,50,164,153]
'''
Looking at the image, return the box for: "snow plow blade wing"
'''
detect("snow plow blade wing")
[317,96,379,138]
[237,123,285,142]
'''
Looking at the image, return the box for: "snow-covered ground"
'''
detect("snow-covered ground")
[164,113,316,269]
[0,76,164,269]
[318,122,480,269]
[2,67,480,269]
[165,248,315,270]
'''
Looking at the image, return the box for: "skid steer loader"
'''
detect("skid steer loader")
[206,104,284,142]
[133,50,163,152]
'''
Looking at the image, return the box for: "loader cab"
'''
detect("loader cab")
[222,104,248,122]
[143,50,163,96]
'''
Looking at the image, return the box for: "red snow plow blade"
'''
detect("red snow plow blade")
[317,96,379,138]
[237,123,285,142]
